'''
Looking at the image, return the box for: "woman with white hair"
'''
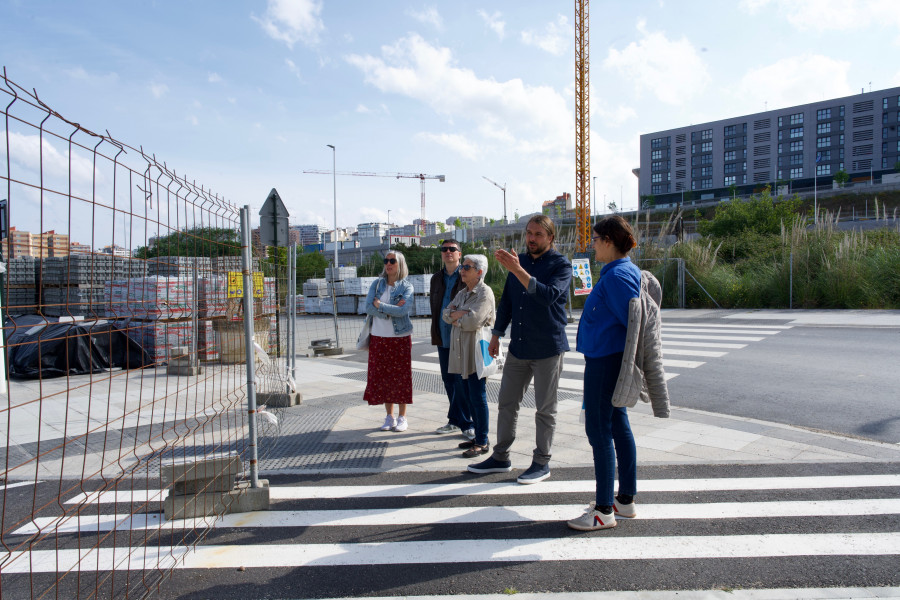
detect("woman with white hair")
[364,250,415,432]
[443,254,496,457]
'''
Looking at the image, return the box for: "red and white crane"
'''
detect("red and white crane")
[303,170,446,236]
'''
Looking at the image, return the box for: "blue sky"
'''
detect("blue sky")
[2,0,899,242]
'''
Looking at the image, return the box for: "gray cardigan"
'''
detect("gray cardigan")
[442,282,496,378]
[611,270,670,417]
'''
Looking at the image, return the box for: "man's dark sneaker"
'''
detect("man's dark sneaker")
[467,456,512,473]
[517,461,551,484]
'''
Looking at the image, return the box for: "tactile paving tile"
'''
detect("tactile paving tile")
[334,370,581,408]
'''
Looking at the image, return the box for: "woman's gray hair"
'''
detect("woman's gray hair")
[464,254,488,282]
[380,249,409,281]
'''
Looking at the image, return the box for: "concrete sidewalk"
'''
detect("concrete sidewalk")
[280,350,900,476]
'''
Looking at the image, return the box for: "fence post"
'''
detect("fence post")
[677,258,686,308]
[789,251,793,310]
[285,244,292,387]
[192,258,199,365]
[240,205,260,489]
[290,243,297,380]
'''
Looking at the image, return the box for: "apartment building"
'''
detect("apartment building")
[541,193,573,220]
[1,227,70,259]
[638,86,900,206]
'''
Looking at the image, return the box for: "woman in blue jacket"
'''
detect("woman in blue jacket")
[364,250,415,432]
[568,216,641,531]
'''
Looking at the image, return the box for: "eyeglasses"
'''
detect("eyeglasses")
[440,246,459,253]
[383,258,397,264]
[460,264,476,271]
[591,236,606,243]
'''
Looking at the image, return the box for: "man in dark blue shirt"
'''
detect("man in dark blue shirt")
[428,238,471,438]
[468,215,571,484]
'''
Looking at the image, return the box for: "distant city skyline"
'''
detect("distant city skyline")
[3,1,899,244]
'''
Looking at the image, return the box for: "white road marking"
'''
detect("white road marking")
[6,533,899,572]
[660,348,728,358]
[662,340,747,349]
[1,481,41,490]
[661,327,782,336]
[12,498,900,535]
[15,499,900,535]
[69,474,900,505]
[664,323,793,330]
[662,333,765,342]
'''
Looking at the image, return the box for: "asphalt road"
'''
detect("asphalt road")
[665,319,900,443]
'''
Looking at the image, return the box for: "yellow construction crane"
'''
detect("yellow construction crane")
[303,170,445,236]
[574,0,591,253]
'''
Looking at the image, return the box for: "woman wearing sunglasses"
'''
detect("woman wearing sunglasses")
[364,250,415,432]
[567,215,669,531]
[442,254,495,457]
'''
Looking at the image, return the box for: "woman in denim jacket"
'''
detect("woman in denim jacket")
[363,250,415,432]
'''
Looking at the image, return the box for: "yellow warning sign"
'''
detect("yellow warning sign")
[227,271,264,298]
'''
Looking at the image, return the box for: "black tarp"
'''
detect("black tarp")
[6,316,153,379]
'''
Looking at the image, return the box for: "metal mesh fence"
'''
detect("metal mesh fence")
[0,71,285,599]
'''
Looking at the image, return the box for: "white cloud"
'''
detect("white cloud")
[520,15,570,56]
[253,0,324,48]
[285,58,303,80]
[356,104,371,113]
[477,9,505,40]
[416,132,480,160]
[406,6,442,29]
[208,72,222,83]
[602,20,710,105]
[188,115,199,126]
[734,54,853,112]
[346,34,571,160]
[64,67,118,83]
[4,132,98,185]
[739,0,900,36]
[149,82,169,98]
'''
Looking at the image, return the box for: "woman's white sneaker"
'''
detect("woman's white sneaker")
[392,416,408,432]
[566,502,617,531]
[380,415,396,431]
[614,498,636,518]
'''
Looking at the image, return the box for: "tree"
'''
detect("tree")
[453,218,462,230]
[132,226,241,259]
[697,187,801,238]
[607,201,618,213]
[296,250,329,285]
[513,210,520,221]
[833,169,849,188]
[640,194,655,209]
[489,218,495,226]
[438,222,446,233]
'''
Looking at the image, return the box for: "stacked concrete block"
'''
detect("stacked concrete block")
[325,266,357,281]
[162,452,268,521]
[407,274,432,294]
[213,256,260,275]
[166,345,201,376]
[415,296,432,316]
[4,257,38,314]
[302,279,328,297]
[120,320,193,363]
[198,276,227,317]
[336,296,357,314]
[149,256,212,277]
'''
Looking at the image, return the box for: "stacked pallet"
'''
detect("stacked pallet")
[325,266,357,281]
[41,255,147,316]
[214,256,261,274]
[4,257,38,315]
[149,256,213,277]
[344,276,378,295]
[302,278,329,297]
[198,276,227,317]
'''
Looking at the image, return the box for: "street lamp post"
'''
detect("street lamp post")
[326,144,340,350]
[592,176,597,225]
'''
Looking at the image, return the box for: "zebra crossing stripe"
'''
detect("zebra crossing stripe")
[664,323,793,330]
[661,327,783,335]
[17,499,900,535]
[6,532,899,572]
[661,340,747,349]
[65,474,900,505]
[662,333,765,342]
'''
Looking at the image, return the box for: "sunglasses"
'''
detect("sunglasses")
[440,246,459,253]
[460,264,477,271]
[383,258,397,264]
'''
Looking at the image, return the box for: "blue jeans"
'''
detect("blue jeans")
[437,346,471,429]
[583,352,636,506]
[462,372,490,446]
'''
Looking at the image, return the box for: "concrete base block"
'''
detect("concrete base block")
[160,453,242,488]
[173,474,236,495]
[313,346,344,356]
[164,480,270,521]
[167,365,202,376]
[257,391,303,407]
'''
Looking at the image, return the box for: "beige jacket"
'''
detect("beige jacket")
[611,270,670,417]
[442,282,496,378]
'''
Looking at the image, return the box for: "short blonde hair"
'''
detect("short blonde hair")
[380,249,409,280]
